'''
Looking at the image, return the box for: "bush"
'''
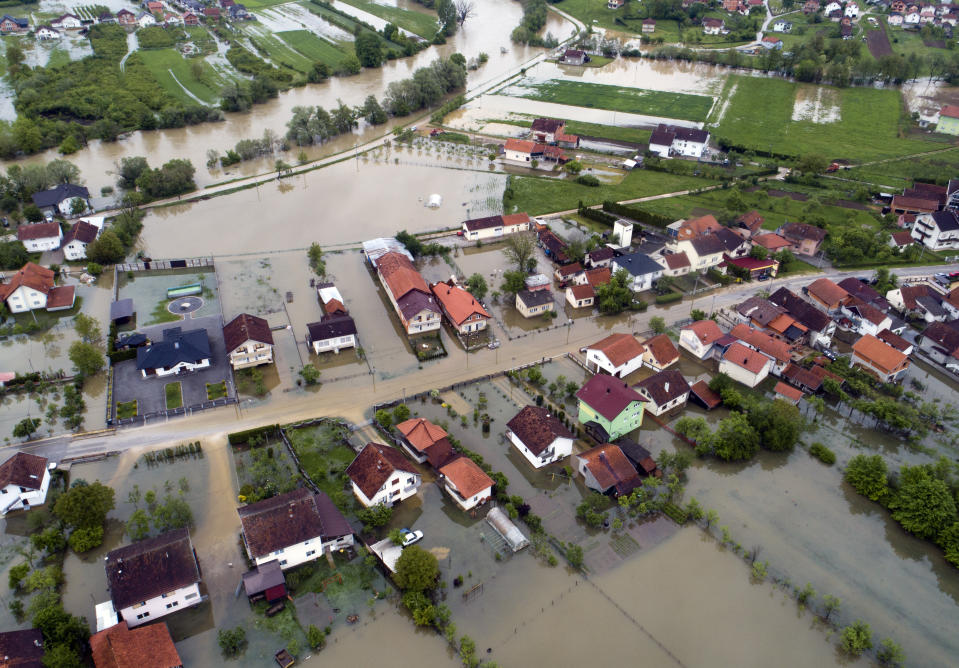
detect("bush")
[218,627,248,659]
[655,291,682,305]
[227,425,280,446]
[840,620,873,656]
[809,442,836,465]
[68,526,104,553]
[574,174,600,187]
[845,454,888,502]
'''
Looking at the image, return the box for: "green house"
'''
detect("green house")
[937,105,959,136]
[575,374,646,441]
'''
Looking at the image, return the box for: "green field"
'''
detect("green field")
[242,24,314,74]
[551,0,648,35]
[490,116,652,144]
[277,29,347,68]
[505,80,714,122]
[504,170,713,216]
[839,147,959,190]
[165,382,183,410]
[714,75,941,162]
[336,0,438,39]
[45,46,72,69]
[135,49,226,105]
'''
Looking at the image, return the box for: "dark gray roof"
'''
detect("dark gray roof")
[105,529,200,610]
[768,287,832,332]
[242,559,285,597]
[396,290,440,320]
[649,129,675,146]
[136,327,211,370]
[30,183,90,208]
[614,252,662,277]
[672,127,709,143]
[689,234,727,257]
[635,368,690,406]
[110,298,134,321]
[916,295,947,317]
[307,314,356,342]
[930,209,959,232]
[517,289,553,307]
[714,227,747,253]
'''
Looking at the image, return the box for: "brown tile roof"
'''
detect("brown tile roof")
[568,284,595,301]
[689,380,721,409]
[774,381,804,403]
[898,284,936,311]
[223,313,273,353]
[557,262,582,277]
[736,210,764,233]
[588,333,645,368]
[635,369,689,407]
[736,296,785,326]
[876,328,911,352]
[345,443,418,500]
[753,233,792,251]
[439,456,493,499]
[587,247,615,263]
[375,251,429,300]
[722,342,771,375]
[502,212,531,227]
[63,220,99,246]
[506,405,573,456]
[780,222,827,243]
[782,362,822,391]
[16,222,60,241]
[729,323,791,363]
[808,363,843,384]
[238,489,352,560]
[431,281,490,327]
[845,298,888,326]
[852,334,909,375]
[577,444,641,496]
[585,267,611,287]
[105,529,199,610]
[683,320,723,346]
[0,452,48,490]
[0,263,55,301]
[576,374,645,421]
[663,251,690,270]
[677,215,721,240]
[396,417,447,450]
[890,230,914,247]
[806,278,849,309]
[891,194,938,213]
[45,285,75,310]
[0,629,43,667]
[90,621,181,668]
[643,334,679,367]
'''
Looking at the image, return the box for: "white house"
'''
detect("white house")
[840,299,892,337]
[345,443,421,507]
[50,13,82,29]
[611,252,663,292]
[648,124,710,159]
[135,327,211,377]
[223,313,274,369]
[703,17,724,34]
[576,444,641,497]
[374,251,442,336]
[0,452,52,515]
[503,138,543,164]
[0,262,75,314]
[17,222,62,252]
[136,11,156,27]
[31,183,90,217]
[461,213,531,241]
[585,333,646,378]
[62,219,101,260]
[823,1,841,14]
[431,280,491,334]
[677,236,727,272]
[35,25,61,40]
[844,2,859,17]
[772,19,792,31]
[105,529,202,628]
[911,210,959,251]
[506,405,574,469]
[679,320,724,360]
[887,12,903,25]
[565,284,595,309]
[904,10,920,24]
[719,342,773,388]
[635,368,690,417]
[307,314,357,354]
[439,457,493,512]
[239,488,354,570]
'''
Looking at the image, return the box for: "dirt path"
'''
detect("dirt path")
[168,69,213,107]
[119,31,138,72]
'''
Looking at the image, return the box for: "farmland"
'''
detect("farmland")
[336,0,438,39]
[277,29,349,68]
[136,49,228,105]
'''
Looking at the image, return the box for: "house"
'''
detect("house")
[611,252,663,292]
[560,49,588,65]
[736,296,786,330]
[346,443,421,507]
[117,9,136,24]
[803,0,820,13]
[667,214,722,241]
[31,183,90,217]
[667,126,710,158]
[135,11,156,26]
[146,1,164,14]
[735,210,764,238]
[506,405,574,468]
[241,559,287,604]
[781,362,824,393]
[538,227,569,262]
[431,280,490,334]
[772,19,792,31]
[0,629,43,666]
[223,313,273,369]
[0,262,75,314]
[937,105,959,135]
[99,11,117,24]
[844,1,859,17]
[202,6,220,19]
[576,444,641,497]
[90,621,182,668]
[585,333,646,378]
[50,13,82,29]
[576,374,646,441]
[677,235,727,272]
[841,298,892,337]
[17,222,62,252]
[105,529,201,628]
[642,334,680,371]
[526,274,551,292]
[62,220,102,260]
[239,488,354,570]
[778,222,827,256]
[183,11,199,25]
[761,35,783,49]
[805,277,849,312]
[608,0,625,7]
[769,287,836,347]
[566,283,595,309]
[642,17,656,31]
[635,369,690,416]
[229,4,249,19]
[554,262,583,284]
[888,11,903,25]
[0,452,51,515]
[774,381,804,405]
[890,0,905,12]
[851,333,910,382]
[703,17,725,34]
[35,25,61,40]
[460,212,531,241]
[649,126,676,158]
[315,282,348,316]
[530,118,578,146]
[0,15,28,33]
[885,284,940,318]
[835,278,889,311]
[752,233,792,254]
[713,227,752,258]
[617,439,661,477]
[889,230,915,252]
[374,251,441,335]
[719,342,773,387]
[911,210,959,251]
[516,289,554,317]
[730,323,792,374]
[581,267,612,288]
[916,321,959,367]
[877,328,913,355]
[395,417,453,468]
[679,320,724,359]
[165,12,185,26]
[136,327,211,377]
[658,251,691,277]
[586,247,615,269]
[504,139,545,164]
[307,314,357,354]
[891,194,939,215]
[722,255,780,280]
[438,457,493,511]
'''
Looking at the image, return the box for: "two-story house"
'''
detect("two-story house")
[679,319,724,360]
[62,219,102,260]
[438,457,493,512]
[576,373,646,441]
[374,251,441,335]
[719,341,773,388]
[223,313,274,369]
[634,369,690,417]
[576,444,641,497]
[642,334,680,371]
[840,298,892,337]
[768,287,836,348]
[851,334,910,382]
[460,213,531,241]
[584,333,646,378]
[431,280,491,334]
[506,405,574,468]
[0,452,51,515]
[677,235,727,272]
[345,443,421,507]
[90,621,182,668]
[611,252,663,292]
[804,277,850,313]
[778,223,827,257]
[31,183,90,217]
[0,262,75,314]
[239,488,354,570]
[17,222,62,252]
[911,209,959,251]
[395,417,453,468]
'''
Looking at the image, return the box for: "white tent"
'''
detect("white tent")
[487,506,529,552]
[426,194,442,208]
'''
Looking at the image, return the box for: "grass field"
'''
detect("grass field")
[277,29,347,68]
[45,46,71,69]
[303,1,406,50]
[116,400,137,420]
[491,116,652,144]
[165,382,183,410]
[839,147,959,190]
[504,170,712,216]
[713,75,941,162]
[506,80,714,122]
[336,0,438,39]
[135,49,225,105]
[206,381,227,400]
[242,24,314,74]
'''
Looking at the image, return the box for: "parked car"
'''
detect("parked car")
[822,349,838,361]
[400,529,423,547]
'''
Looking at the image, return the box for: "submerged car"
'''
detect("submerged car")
[400,529,423,547]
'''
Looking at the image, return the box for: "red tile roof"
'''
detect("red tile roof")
[852,334,909,375]
[431,281,490,327]
[376,251,429,300]
[588,333,645,368]
[663,251,690,270]
[502,212,531,227]
[439,456,493,499]
[683,320,723,346]
[506,405,573,455]
[16,222,60,241]
[396,418,452,467]
[643,334,679,367]
[345,443,418,500]
[774,381,804,403]
[568,284,595,301]
[45,285,75,310]
[576,374,645,421]
[585,267,611,287]
[806,278,849,309]
[890,230,914,247]
[941,104,959,119]
[90,621,182,668]
[0,263,55,301]
[736,210,764,233]
[0,452,48,490]
[505,138,543,154]
[577,444,641,496]
[729,323,791,363]
[223,313,273,352]
[722,341,771,375]
[689,380,721,409]
[753,233,792,251]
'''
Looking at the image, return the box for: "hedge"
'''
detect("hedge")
[107,348,137,364]
[577,204,617,226]
[228,424,281,446]
[602,201,673,228]
[655,292,683,305]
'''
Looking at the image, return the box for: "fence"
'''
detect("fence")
[112,396,236,427]
[115,257,214,272]
[275,417,355,496]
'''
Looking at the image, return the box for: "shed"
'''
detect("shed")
[242,559,287,603]
[369,538,404,572]
[94,600,119,632]
[486,506,529,552]
[689,380,721,409]
[110,298,134,323]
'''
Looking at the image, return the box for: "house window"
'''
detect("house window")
[280,560,288,566]
[136,612,150,620]
[306,550,316,557]
[166,601,179,609]
[185,592,197,600]
[273,548,284,555]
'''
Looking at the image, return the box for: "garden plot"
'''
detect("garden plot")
[116,267,220,327]
[791,85,841,124]
[256,1,354,40]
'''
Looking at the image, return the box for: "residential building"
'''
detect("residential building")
[316,282,348,316]
[306,314,357,354]
[642,334,680,371]
[729,323,792,374]
[585,247,615,269]
[202,6,220,19]
[608,0,625,7]
[677,235,727,271]
[713,226,751,258]
[634,369,690,416]
[722,255,779,279]
[889,230,915,252]
[836,277,890,311]
[612,219,634,248]
[736,296,785,330]
[538,227,569,262]
[35,25,61,40]
[916,321,959,368]
[576,444,641,497]
[238,488,354,570]
[516,289,554,317]
[576,374,646,440]
[90,621,182,668]
[580,267,612,288]
[0,630,43,666]
[778,222,827,257]
[719,342,773,387]
[395,417,453,468]
[506,405,574,468]
[223,313,274,369]
[912,209,959,251]
[803,0,820,13]
[761,35,783,49]
[888,11,903,25]
[183,11,199,25]
[554,262,583,284]
[642,17,656,31]
[877,328,913,355]
[735,210,764,238]
[345,443,421,507]
[659,251,691,276]
[460,213,531,241]
[617,439,661,477]
[62,219,102,260]
[105,529,201,628]
[891,194,939,215]
[703,17,725,34]
[530,118,579,147]
[136,327,210,378]
[560,49,588,65]
[136,11,156,26]
[611,252,663,292]
[886,284,941,319]
[651,124,710,158]
[0,452,51,515]
[50,13,81,29]
[840,298,892,337]
[117,8,136,24]
[431,280,490,334]
[753,233,792,254]
[679,320,724,359]
[374,251,441,335]
[504,138,545,164]
[566,284,595,309]
[804,277,849,312]
[0,15,28,32]
[667,214,722,241]
[851,334,910,382]
[768,287,836,347]
[774,381,804,405]
[99,10,117,23]
[937,104,959,135]
[438,457,493,511]
[585,333,646,378]
[772,19,792,31]
[17,222,62,252]
[31,183,90,216]
[0,262,75,314]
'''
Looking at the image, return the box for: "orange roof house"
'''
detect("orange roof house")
[673,214,722,241]
[575,444,641,497]
[774,381,804,404]
[396,417,453,468]
[430,280,490,333]
[642,334,680,370]
[753,233,792,252]
[90,621,182,668]
[805,278,849,311]
[439,457,494,511]
[851,334,910,382]
[586,333,646,377]
[0,262,75,313]
[729,323,792,365]
[719,342,773,387]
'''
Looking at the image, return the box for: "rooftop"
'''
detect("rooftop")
[643,334,679,366]
[517,289,553,308]
[223,313,273,352]
[439,456,494,499]
[576,374,645,421]
[0,452,48,491]
[90,621,181,668]
[635,368,689,406]
[722,341,771,375]
[587,333,645,368]
[577,444,641,496]
[806,278,849,308]
[506,405,573,456]
[104,529,199,610]
[345,443,418,500]
[852,334,908,374]
[682,320,723,346]
[238,488,352,559]
[613,252,663,277]
[136,327,211,371]
[17,222,61,241]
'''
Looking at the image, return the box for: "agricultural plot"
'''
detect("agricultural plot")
[840,147,959,190]
[502,80,714,122]
[277,29,348,68]
[336,0,438,39]
[135,49,228,105]
[241,23,316,73]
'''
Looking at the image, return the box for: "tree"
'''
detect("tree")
[357,503,392,531]
[392,404,411,423]
[649,316,667,334]
[454,0,475,25]
[501,270,527,295]
[136,159,196,199]
[218,627,248,659]
[8,562,29,590]
[6,41,24,71]
[74,313,102,345]
[877,638,905,667]
[13,418,41,440]
[389,527,406,545]
[363,95,387,125]
[564,239,586,265]
[31,527,66,555]
[941,522,959,567]
[354,31,383,68]
[116,157,150,190]
[844,454,888,502]
[299,364,320,385]
[749,245,768,260]
[68,525,105,552]
[840,620,873,656]
[152,494,194,532]
[308,61,330,83]
[502,231,537,272]
[307,625,326,650]
[68,341,105,378]
[59,135,81,155]
[126,508,151,541]
[437,0,457,34]
[889,467,957,539]
[47,159,81,185]
[749,399,802,452]
[307,242,325,276]
[465,273,488,300]
[710,412,760,461]
[394,545,439,591]
[53,481,115,530]
[23,204,44,222]
[797,154,828,174]
[595,269,634,314]
[85,229,126,264]
[823,594,841,622]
